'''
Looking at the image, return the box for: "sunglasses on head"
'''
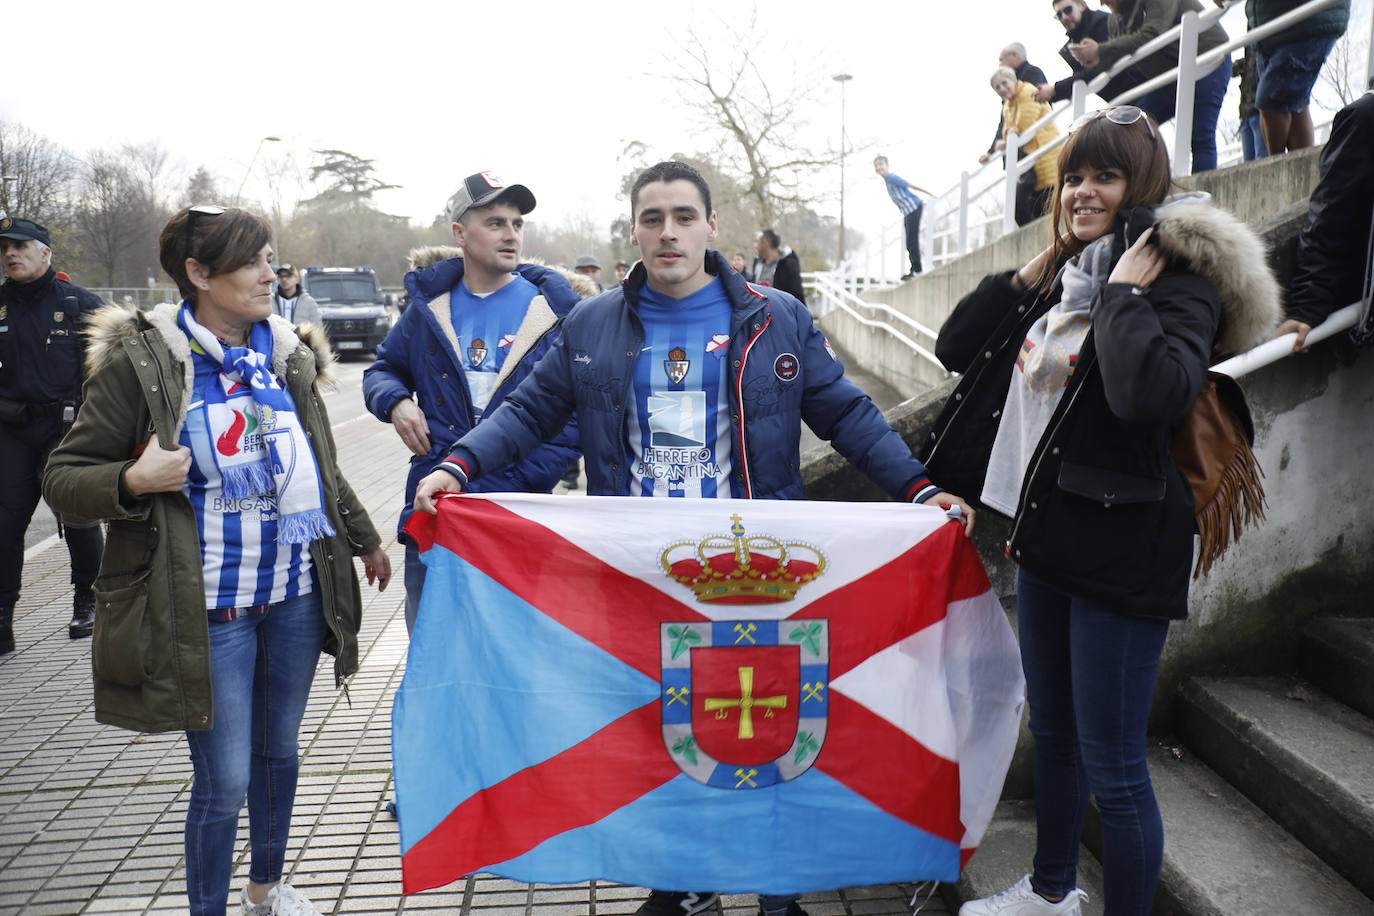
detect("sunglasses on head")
[183,204,227,259]
[1069,105,1157,140]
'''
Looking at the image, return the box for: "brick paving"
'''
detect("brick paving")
[0,362,946,915]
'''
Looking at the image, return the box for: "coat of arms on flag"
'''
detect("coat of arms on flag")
[660,617,829,788]
[395,495,1024,897]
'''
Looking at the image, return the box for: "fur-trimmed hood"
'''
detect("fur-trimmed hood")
[83,301,336,436]
[406,245,601,300]
[1152,195,1282,357]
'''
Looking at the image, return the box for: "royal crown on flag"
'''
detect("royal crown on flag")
[660,514,827,604]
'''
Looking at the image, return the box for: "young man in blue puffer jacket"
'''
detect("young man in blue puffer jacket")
[413,160,975,916]
[363,171,591,632]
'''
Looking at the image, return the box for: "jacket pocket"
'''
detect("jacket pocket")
[92,570,152,687]
[1058,460,1165,504]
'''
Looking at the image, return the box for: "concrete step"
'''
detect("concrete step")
[1300,616,1374,720]
[943,800,1105,916]
[1176,675,1374,899]
[1139,746,1374,915]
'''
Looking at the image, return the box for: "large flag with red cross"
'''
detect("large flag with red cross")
[394,494,1023,896]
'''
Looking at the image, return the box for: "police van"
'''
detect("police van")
[301,266,397,354]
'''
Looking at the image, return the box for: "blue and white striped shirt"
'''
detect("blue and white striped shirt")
[625,279,734,498]
[884,173,923,216]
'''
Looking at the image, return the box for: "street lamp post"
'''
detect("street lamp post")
[833,73,853,267]
[236,136,282,258]
[235,136,281,201]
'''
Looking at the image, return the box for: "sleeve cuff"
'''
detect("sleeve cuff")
[440,456,470,485]
[907,480,943,504]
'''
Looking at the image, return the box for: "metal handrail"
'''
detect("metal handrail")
[1214,303,1362,378]
[811,273,948,372]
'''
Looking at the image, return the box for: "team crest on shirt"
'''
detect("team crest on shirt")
[498,334,516,350]
[53,311,65,323]
[664,346,690,384]
[706,334,730,358]
[774,352,799,381]
[468,338,488,368]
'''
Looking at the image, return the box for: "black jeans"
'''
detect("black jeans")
[903,207,923,275]
[0,411,103,606]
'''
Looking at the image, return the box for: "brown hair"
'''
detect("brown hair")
[1037,110,1174,292]
[158,206,273,303]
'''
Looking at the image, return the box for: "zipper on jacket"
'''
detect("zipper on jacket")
[733,314,773,499]
[1004,355,1096,558]
[140,331,179,434]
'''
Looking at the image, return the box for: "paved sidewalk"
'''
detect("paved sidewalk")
[0,369,947,916]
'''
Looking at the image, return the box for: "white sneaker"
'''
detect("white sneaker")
[240,887,271,916]
[240,883,319,916]
[959,875,1087,915]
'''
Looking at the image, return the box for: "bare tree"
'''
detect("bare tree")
[74,152,146,286]
[0,119,75,224]
[666,13,838,227]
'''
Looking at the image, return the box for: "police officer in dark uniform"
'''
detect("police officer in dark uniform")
[0,217,105,654]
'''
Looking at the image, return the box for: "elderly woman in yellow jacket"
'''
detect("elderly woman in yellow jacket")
[985,66,1061,226]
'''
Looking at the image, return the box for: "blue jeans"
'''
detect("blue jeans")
[185,589,326,916]
[1136,54,1231,173]
[1016,568,1169,916]
[903,206,923,275]
[1240,113,1268,161]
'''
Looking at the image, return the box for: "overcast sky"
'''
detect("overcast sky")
[6,0,1365,256]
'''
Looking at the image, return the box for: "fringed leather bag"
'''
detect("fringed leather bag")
[1171,371,1266,578]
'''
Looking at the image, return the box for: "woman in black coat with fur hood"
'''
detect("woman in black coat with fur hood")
[927,107,1279,916]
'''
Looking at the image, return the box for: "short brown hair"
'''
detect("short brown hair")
[159,206,272,303]
[1038,111,1174,291]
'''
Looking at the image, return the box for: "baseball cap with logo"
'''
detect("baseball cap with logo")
[446,172,536,223]
[0,217,51,247]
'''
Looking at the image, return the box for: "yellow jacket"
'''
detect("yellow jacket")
[1003,81,1060,191]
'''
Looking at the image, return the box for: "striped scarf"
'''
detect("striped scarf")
[178,304,335,544]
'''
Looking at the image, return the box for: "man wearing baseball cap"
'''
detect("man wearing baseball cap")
[574,254,605,292]
[362,172,592,632]
[272,263,322,326]
[0,217,105,654]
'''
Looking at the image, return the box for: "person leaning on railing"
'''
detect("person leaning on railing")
[1069,0,1232,172]
[1278,87,1374,350]
[985,68,1061,226]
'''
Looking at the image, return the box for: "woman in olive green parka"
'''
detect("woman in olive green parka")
[44,206,389,916]
[44,300,384,733]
